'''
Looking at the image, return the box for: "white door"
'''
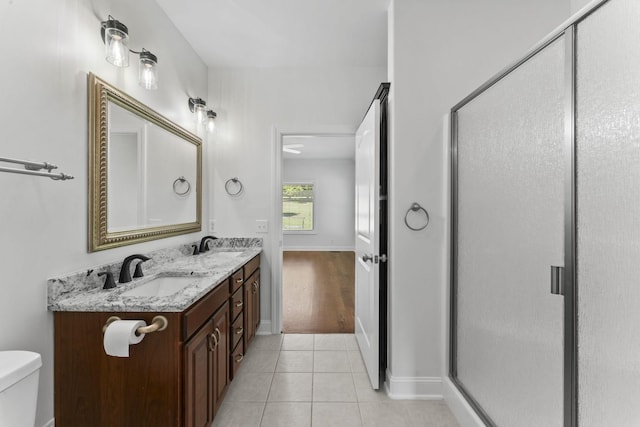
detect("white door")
[355,99,381,389]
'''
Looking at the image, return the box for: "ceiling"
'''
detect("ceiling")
[155,0,390,68]
[282,135,354,160]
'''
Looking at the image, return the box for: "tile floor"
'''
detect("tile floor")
[213,334,460,427]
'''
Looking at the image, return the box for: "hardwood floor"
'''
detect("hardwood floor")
[282,251,355,334]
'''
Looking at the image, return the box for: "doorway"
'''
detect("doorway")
[271,130,357,335]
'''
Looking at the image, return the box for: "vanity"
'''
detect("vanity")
[48,239,262,427]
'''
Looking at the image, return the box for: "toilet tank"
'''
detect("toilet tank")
[0,351,42,427]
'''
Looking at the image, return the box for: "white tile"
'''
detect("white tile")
[261,402,312,427]
[403,401,461,426]
[358,402,412,427]
[312,373,357,402]
[250,334,283,351]
[348,351,366,373]
[314,334,346,350]
[352,373,390,402]
[239,350,279,373]
[276,351,314,372]
[344,334,359,351]
[268,373,313,402]
[312,402,362,427]
[224,372,273,402]
[212,401,264,427]
[282,334,314,350]
[314,351,351,372]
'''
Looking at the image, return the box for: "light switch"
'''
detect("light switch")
[256,220,269,233]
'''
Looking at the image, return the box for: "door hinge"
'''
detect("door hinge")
[375,254,388,264]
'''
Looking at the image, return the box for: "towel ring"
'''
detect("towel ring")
[173,176,191,196]
[225,177,244,196]
[404,202,429,231]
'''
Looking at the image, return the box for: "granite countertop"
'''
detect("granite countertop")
[47,238,262,313]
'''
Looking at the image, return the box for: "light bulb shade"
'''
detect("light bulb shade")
[206,110,217,132]
[102,18,129,67]
[139,50,158,90]
[188,98,207,123]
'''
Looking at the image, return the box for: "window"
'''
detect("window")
[282,183,314,231]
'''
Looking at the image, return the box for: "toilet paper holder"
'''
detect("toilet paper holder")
[102,315,168,335]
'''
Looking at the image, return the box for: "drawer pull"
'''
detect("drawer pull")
[209,332,218,351]
[235,300,244,308]
[252,281,258,293]
[236,277,243,283]
[235,353,244,363]
[214,327,221,342]
[235,327,244,335]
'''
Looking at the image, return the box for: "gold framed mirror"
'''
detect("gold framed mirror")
[88,73,202,252]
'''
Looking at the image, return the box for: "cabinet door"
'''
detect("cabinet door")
[244,281,255,347]
[212,304,230,413]
[184,320,214,427]
[252,272,260,332]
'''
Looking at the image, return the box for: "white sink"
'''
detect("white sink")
[211,251,244,257]
[120,276,195,298]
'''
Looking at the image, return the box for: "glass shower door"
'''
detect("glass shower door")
[453,36,566,426]
[576,0,640,425]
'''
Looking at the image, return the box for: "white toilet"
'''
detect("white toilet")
[0,351,42,427]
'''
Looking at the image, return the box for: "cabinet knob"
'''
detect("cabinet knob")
[235,353,244,363]
[214,327,221,342]
[235,327,244,335]
[236,277,243,283]
[235,300,244,308]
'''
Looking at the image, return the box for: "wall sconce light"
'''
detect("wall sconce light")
[101,16,129,67]
[188,97,207,123]
[206,110,217,133]
[138,49,158,90]
[101,15,159,90]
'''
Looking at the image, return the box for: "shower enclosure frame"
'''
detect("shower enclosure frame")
[449,1,609,426]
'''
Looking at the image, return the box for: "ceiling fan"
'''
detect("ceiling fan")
[282,143,304,154]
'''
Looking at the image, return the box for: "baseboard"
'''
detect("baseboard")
[385,370,444,399]
[442,378,486,427]
[256,321,273,335]
[43,419,55,427]
[282,247,355,252]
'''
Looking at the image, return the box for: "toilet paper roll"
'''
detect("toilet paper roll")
[103,320,146,357]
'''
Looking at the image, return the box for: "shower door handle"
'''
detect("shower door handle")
[550,266,564,295]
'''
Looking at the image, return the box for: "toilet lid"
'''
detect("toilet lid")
[0,351,42,393]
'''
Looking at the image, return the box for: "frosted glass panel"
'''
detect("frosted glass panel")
[455,37,565,426]
[577,0,640,425]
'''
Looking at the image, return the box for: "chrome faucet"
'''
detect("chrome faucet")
[119,254,151,283]
[199,235,218,253]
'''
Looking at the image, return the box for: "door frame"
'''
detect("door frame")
[270,125,357,334]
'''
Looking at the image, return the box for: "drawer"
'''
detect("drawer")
[230,269,244,293]
[231,341,244,380]
[231,287,244,320]
[183,282,229,340]
[244,255,260,278]
[231,314,244,349]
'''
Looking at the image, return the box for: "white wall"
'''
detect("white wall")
[572,0,595,13]
[283,159,355,250]
[0,1,208,425]
[207,66,387,327]
[386,0,571,400]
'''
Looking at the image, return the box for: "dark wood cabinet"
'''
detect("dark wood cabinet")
[184,318,214,427]
[54,254,260,427]
[243,257,261,349]
[211,304,229,411]
[184,303,229,427]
